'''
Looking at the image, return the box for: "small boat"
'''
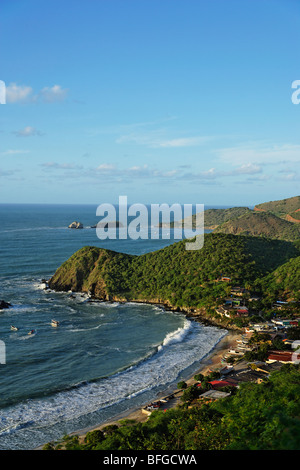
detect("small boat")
[220,365,233,375]
[28,329,35,335]
[51,320,59,327]
[11,325,19,331]
[228,349,243,355]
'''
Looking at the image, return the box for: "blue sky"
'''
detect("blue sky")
[0,0,300,206]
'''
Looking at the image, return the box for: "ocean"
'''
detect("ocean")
[0,204,227,450]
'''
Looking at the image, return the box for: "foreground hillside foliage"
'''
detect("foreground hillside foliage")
[44,364,300,450]
[48,233,300,309]
[257,256,300,302]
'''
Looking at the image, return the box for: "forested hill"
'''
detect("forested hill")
[213,211,300,242]
[48,233,299,311]
[166,196,300,240]
[254,195,300,220]
[257,255,300,302]
[170,206,251,229]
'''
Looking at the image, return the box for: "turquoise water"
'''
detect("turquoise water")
[0,204,226,449]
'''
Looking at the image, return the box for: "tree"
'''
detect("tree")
[194,373,204,382]
[177,381,187,389]
[181,384,201,404]
[85,429,104,446]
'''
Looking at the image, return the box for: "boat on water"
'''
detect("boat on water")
[28,329,35,335]
[51,320,59,327]
[10,325,19,331]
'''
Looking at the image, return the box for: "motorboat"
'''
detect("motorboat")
[10,325,19,331]
[51,320,59,327]
[219,365,233,375]
[28,329,35,335]
[228,349,243,355]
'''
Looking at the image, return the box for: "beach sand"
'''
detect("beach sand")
[70,329,242,446]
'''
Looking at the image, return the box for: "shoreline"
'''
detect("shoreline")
[37,327,241,449]
[45,281,243,332]
[34,292,242,450]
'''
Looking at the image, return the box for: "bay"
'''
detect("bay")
[0,204,226,450]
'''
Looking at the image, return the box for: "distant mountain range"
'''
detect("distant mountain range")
[254,195,300,221]
[214,210,300,242]
[176,195,300,242]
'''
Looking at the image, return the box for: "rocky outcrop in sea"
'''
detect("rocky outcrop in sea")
[0,300,12,310]
[68,221,83,229]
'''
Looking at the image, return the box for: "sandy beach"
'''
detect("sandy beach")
[70,328,242,446]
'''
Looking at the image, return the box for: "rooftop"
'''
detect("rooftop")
[199,390,231,400]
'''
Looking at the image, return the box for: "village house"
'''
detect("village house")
[231,287,249,297]
[198,390,231,402]
[267,350,300,364]
[271,318,300,328]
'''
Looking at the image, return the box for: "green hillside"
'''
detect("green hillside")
[166,206,251,229]
[257,255,300,302]
[213,211,300,242]
[48,233,299,311]
[254,195,300,219]
[288,210,300,222]
[201,207,251,228]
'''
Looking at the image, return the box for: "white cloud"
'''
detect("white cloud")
[172,168,217,182]
[39,85,68,103]
[156,137,211,148]
[216,143,300,165]
[42,162,181,184]
[41,162,82,170]
[5,82,68,104]
[231,163,262,175]
[93,163,262,183]
[6,83,33,103]
[13,126,44,137]
[125,164,179,179]
[86,116,179,137]
[178,164,262,182]
[116,130,165,148]
[277,172,299,182]
[0,149,30,155]
[116,130,212,149]
[97,163,116,171]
